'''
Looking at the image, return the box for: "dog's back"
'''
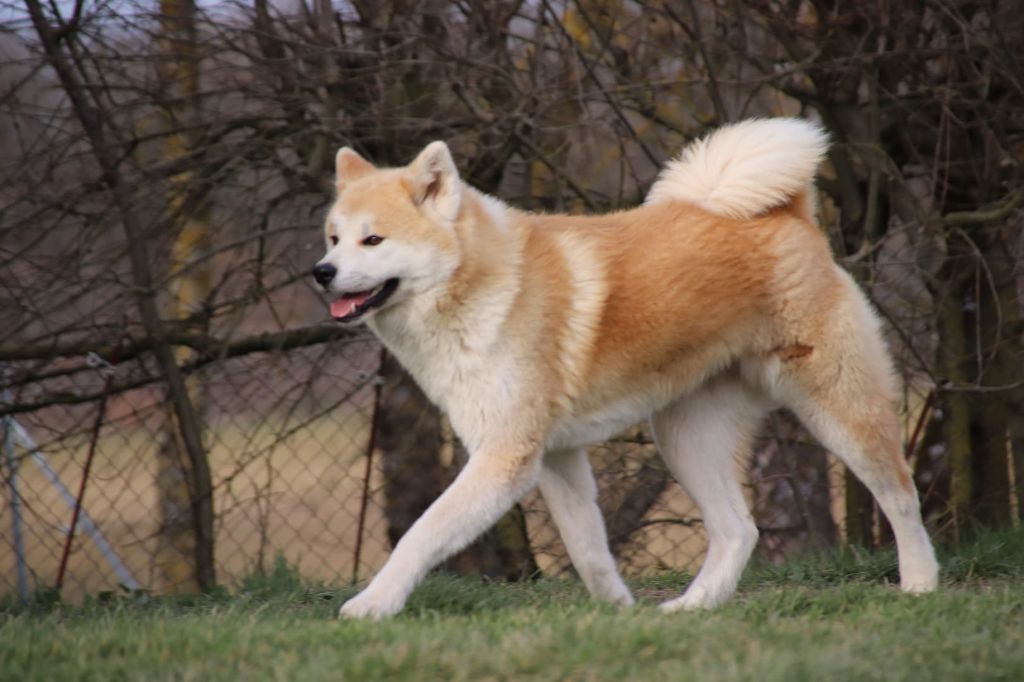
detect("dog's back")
[519,119,840,426]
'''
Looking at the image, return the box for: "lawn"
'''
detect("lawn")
[3,531,1023,681]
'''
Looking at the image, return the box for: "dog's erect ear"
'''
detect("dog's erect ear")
[407,141,461,221]
[335,147,374,191]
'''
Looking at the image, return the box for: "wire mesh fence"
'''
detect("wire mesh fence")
[2,331,888,602]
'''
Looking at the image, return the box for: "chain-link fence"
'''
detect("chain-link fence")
[2,332,909,602]
[2,338,383,599]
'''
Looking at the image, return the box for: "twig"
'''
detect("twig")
[352,347,386,584]
[0,323,360,365]
[944,188,1023,228]
[54,353,116,591]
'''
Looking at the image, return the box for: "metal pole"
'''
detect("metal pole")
[12,420,140,591]
[2,364,30,604]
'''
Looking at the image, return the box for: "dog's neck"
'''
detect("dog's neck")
[368,188,526,395]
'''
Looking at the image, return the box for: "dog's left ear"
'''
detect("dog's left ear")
[407,141,461,221]
[335,147,375,192]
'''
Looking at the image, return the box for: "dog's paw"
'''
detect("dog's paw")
[596,585,635,607]
[657,586,725,613]
[658,595,703,613]
[590,573,635,607]
[900,573,938,594]
[901,554,939,594]
[338,588,405,620]
[610,590,636,608]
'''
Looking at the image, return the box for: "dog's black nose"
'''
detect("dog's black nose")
[312,262,337,287]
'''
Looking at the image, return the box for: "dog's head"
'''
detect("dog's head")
[312,142,463,324]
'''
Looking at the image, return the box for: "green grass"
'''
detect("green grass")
[3,531,1024,681]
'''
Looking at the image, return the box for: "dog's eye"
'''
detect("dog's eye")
[330,235,339,246]
[362,235,384,246]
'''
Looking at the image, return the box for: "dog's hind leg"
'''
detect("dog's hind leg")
[651,377,769,611]
[540,448,633,605]
[780,373,939,593]
[773,278,938,593]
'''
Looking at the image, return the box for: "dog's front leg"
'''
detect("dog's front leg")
[340,445,541,619]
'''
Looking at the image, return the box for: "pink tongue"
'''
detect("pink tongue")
[330,292,372,318]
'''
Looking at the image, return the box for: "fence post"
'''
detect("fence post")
[2,364,30,604]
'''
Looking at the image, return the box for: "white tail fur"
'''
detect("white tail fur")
[645,118,829,220]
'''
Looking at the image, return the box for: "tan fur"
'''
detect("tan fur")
[316,121,937,619]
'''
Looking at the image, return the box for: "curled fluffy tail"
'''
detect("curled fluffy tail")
[646,118,828,220]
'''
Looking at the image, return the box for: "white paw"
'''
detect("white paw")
[339,588,406,620]
[900,573,938,594]
[597,586,635,607]
[900,556,939,593]
[612,590,636,607]
[658,586,725,613]
[591,576,635,606]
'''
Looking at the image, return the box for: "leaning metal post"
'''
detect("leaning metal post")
[13,419,140,592]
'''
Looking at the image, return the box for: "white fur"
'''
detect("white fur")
[321,120,937,620]
[550,232,609,404]
[645,118,828,219]
[652,379,768,611]
[474,188,513,233]
[539,449,633,605]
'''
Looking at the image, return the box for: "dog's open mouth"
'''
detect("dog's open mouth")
[330,278,399,322]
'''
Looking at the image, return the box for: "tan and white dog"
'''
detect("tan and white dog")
[312,118,939,619]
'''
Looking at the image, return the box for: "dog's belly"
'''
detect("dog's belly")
[547,390,674,451]
[546,354,746,451]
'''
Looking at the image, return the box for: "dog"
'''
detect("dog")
[312,118,939,619]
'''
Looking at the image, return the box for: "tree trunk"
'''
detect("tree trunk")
[603,446,670,556]
[971,397,1010,527]
[752,416,837,560]
[843,468,876,547]
[968,225,1022,527]
[1013,416,1024,524]
[154,0,216,592]
[939,287,974,540]
[376,351,446,549]
[25,0,217,593]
